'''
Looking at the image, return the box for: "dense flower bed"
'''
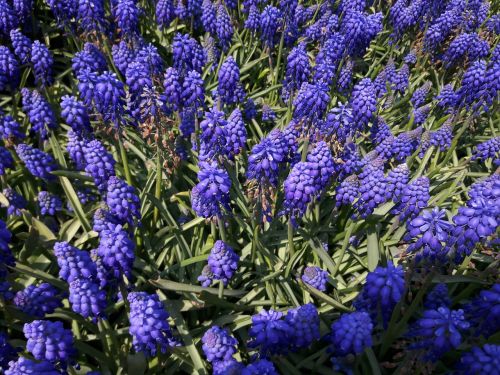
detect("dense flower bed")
[0,0,498,373]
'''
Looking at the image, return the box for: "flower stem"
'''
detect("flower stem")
[153,144,162,225]
[287,219,295,256]
[118,134,133,186]
[217,216,227,243]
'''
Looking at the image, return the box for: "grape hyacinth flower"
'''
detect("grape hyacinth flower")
[411,81,431,108]
[0,0,18,36]
[0,115,25,142]
[386,163,409,202]
[285,303,320,350]
[37,191,62,216]
[112,41,136,75]
[464,283,500,338]
[471,136,500,164]
[350,78,377,130]
[403,50,417,65]
[335,141,364,181]
[156,0,174,29]
[132,46,161,76]
[126,62,153,106]
[163,67,182,112]
[21,88,57,140]
[31,41,54,86]
[244,5,259,33]
[66,130,88,170]
[94,71,127,125]
[225,108,247,158]
[405,208,453,263]
[9,29,31,63]
[16,144,57,181]
[191,162,231,218]
[77,68,98,108]
[45,0,76,26]
[0,332,18,369]
[92,207,119,234]
[436,84,459,112]
[248,309,291,355]
[201,325,238,363]
[261,105,276,122]
[77,0,107,34]
[181,70,205,109]
[449,198,498,262]
[314,33,345,85]
[341,10,382,57]
[424,283,451,310]
[392,176,430,222]
[430,122,453,152]
[198,107,228,161]
[215,4,233,51]
[301,266,328,292]
[335,175,359,208]
[106,176,141,226]
[97,223,135,279]
[172,33,206,75]
[198,240,239,287]
[114,0,140,37]
[0,147,13,175]
[60,95,92,136]
[2,188,26,216]
[201,0,216,34]
[458,344,500,374]
[409,307,469,361]
[23,320,76,365]
[83,139,116,193]
[391,64,409,95]
[306,141,335,192]
[457,60,486,109]
[354,158,388,218]
[72,43,107,76]
[373,69,387,98]
[329,312,373,356]
[283,43,310,98]
[54,241,97,283]
[354,262,405,324]
[413,105,431,125]
[260,6,282,48]
[128,291,174,356]
[5,357,59,375]
[293,82,330,122]
[68,278,107,319]
[217,56,245,105]
[391,128,422,162]
[337,60,354,94]
[282,162,317,221]
[247,134,286,186]
[14,283,63,318]
[468,174,500,202]
[242,359,277,375]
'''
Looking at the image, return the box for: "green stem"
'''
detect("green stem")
[332,224,354,276]
[217,216,227,243]
[301,137,309,162]
[211,221,217,241]
[118,134,133,186]
[287,219,295,257]
[154,144,162,224]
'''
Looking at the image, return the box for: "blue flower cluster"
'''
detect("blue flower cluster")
[0,0,498,372]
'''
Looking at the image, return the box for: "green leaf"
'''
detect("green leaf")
[59,176,91,232]
[367,225,379,271]
[150,279,245,297]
